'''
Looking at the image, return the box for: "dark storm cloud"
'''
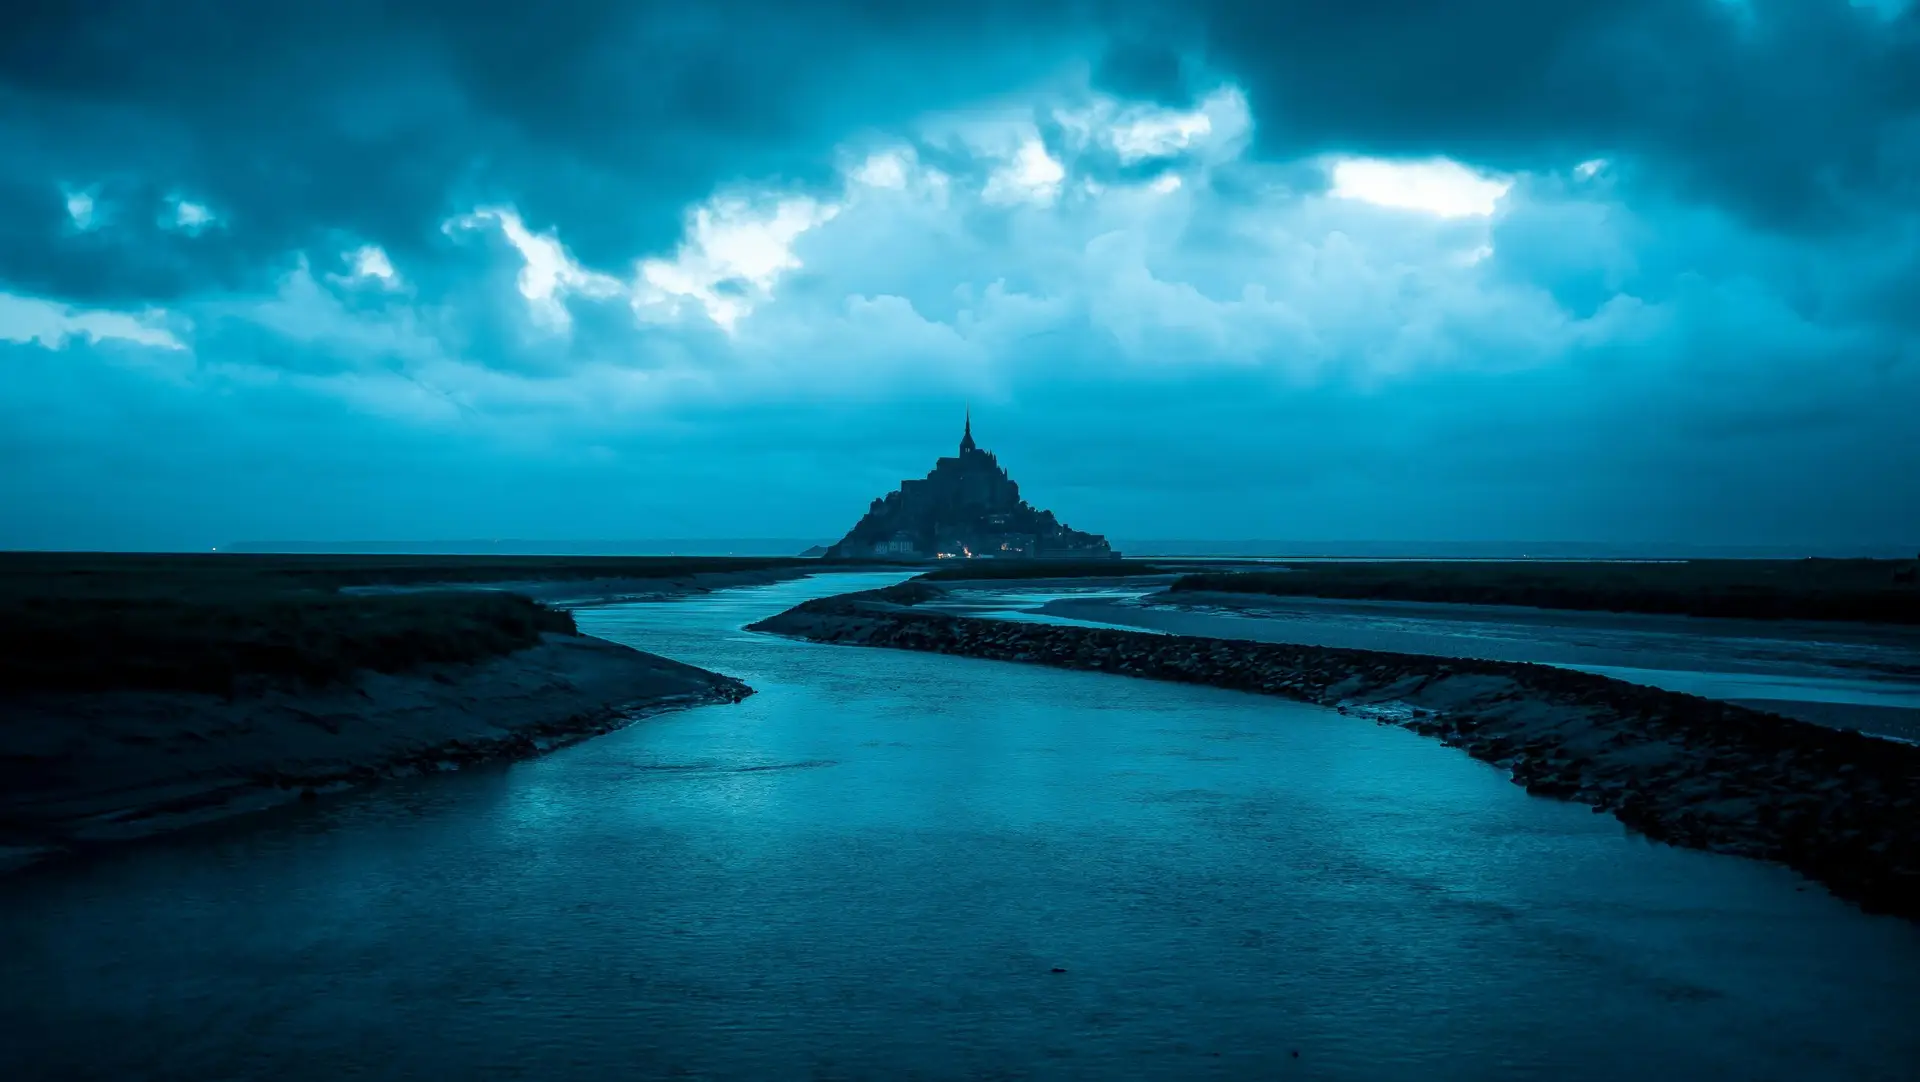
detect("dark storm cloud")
[0,0,1090,303]
[1090,34,1201,106]
[7,0,1912,311]
[1166,0,1920,230]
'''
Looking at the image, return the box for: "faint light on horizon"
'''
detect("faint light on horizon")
[1327,156,1512,218]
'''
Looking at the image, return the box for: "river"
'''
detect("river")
[3,572,1919,1080]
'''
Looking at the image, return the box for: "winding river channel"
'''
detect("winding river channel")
[5,572,1920,1080]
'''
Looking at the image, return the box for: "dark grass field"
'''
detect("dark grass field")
[0,553,835,696]
[6,552,820,594]
[1168,558,1920,625]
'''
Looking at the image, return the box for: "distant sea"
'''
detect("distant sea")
[217,538,1915,559]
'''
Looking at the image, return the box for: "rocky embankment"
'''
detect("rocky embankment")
[751,585,1920,920]
[0,633,750,871]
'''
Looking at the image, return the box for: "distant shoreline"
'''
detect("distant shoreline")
[187,539,1920,561]
[1166,559,1920,626]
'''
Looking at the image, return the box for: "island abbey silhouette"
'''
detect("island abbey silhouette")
[825,411,1115,560]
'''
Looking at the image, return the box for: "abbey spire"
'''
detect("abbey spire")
[959,407,976,454]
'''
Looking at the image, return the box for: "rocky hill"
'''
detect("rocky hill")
[826,414,1114,561]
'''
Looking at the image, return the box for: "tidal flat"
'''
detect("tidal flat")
[1169,557,1920,625]
[9,573,1913,1081]
[0,553,813,868]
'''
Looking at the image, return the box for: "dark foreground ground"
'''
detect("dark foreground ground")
[1171,557,1920,624]
[11,573,1920,1082]
[752,582,1920,921]
[0,552,853,696]
[0,554,811,867]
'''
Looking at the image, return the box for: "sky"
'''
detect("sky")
[2,0,1918,553]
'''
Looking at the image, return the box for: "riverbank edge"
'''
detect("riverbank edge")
[749,587,1920,921]
[0,633,752,875]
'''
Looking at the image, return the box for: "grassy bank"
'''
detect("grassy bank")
[4,552,820,593]
[1168,558,1920,625]
[0,552,823,695]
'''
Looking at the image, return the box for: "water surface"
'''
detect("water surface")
[927,585,1920,742]
[4,573,1918,1080]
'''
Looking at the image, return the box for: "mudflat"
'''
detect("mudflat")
[0,634,748,869]
[0,553,779,869]
[1036,590,1920,741]
[1169,557,1920,625]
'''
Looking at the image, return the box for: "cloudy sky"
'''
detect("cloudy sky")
[3,0,1917,552]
